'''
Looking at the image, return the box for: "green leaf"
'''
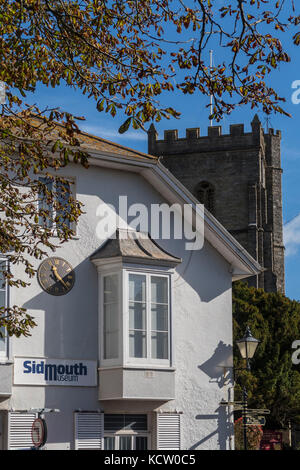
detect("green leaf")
[118,117,131,134]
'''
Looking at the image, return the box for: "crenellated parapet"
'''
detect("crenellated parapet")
[147,115,281,156]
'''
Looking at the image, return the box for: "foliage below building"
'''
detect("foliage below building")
[233,282,300,429]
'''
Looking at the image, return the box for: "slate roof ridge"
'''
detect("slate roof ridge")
[10,113,158,161]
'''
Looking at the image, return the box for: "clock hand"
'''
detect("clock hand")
[51,265,68,289]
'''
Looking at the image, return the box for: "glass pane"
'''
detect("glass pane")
[129,275,146,302]
[104,303,119,332]
[151,304,168,331]
[56,180,71,229]
[151,277,168,304]
[104,275,118,304]
[104,414,147,432]
[136,436,148,450]
[129,330,146,358]
[0,329,5,352]
[119,436,132,450]
[104,437,115,450]
[38,177,53,228]
[129,302,146,330]
[0,291,5,308]
[104,331,119,359]
[103,275,119,360]
[0,261,5,290]
[151,332,168,359]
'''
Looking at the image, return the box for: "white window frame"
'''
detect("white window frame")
[0,258,9,361]
[100,270,123,367]
[38,175,77,235]
[98,263,173,369]
[124,269,171,368]
[103,432,150,450]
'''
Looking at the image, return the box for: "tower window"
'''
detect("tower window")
[195,181,215,215]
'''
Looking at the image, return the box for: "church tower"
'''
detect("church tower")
[148,116,285,293]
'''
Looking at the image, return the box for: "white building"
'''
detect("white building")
[0,130,261,450]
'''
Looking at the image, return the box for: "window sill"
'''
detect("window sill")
[50,233,80,240]
[98,365,175,372]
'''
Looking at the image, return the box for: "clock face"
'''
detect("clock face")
[38,257,75,296]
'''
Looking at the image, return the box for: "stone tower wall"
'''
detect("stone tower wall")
[148,117,285,293]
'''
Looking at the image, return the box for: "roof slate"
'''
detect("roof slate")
[91,229,181,267]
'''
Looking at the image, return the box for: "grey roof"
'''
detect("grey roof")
[90,229,182,266]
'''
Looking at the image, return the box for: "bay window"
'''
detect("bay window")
[100,268,171,367]
[91,229,180,399]
[128,273,169,363]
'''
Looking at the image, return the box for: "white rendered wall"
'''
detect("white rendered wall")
[2,162,233,450]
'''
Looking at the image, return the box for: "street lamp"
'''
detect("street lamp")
[236,326,260,450]
[236,326,260,370]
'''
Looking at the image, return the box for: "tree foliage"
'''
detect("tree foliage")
[0,1,299,337]
[233,282,300,429]
[1,0,299,126]
[0,110,89,337]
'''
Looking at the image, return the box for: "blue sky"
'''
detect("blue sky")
[22,20,300,301]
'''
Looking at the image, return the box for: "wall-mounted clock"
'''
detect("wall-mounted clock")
[38,257,75,296]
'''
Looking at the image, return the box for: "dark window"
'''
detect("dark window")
[38,177,54,228]
[104,414,147,432]
[104,436,115,450]
[195,181,215,215]
[136,436,148,450]
[56,180,71,230]
[38,177,71,230]
[0,259,7,356]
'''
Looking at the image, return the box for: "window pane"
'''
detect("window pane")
[151,304,168,332]
[136,436,148,450]
[0,330,5,352]
[129,275,146,302]
[129,331,146,358]
[56,180,71,229]
[104,275,118,304]
[104,437,115,450]
[151,277,168,304]
[104,303,119,331]
[104,414,148,432]
[151,332,168,359]
[0,261,5,290]
[129,302,146,330]
[0,291,5,308]
[103,275,119,360]
[0,266,6,353]
[38,177,53,228]
[104,331,119,359]
[119,436,132,450]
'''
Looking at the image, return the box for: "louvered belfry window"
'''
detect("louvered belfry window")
[195,181,215,215]
[8,412,37,450]
[156,413,181,450]
[75,413,104,450]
